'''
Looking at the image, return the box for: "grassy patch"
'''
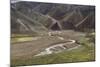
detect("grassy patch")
[11,39,95,66]
[11,32,95,66]
[11,45,95,66]
[11,37,34,43]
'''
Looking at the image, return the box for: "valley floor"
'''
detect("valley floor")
[11,30,95,66]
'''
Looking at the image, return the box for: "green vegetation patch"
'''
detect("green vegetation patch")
[11,45,95,66]
[11,37,34,43]
[11,32,95,66]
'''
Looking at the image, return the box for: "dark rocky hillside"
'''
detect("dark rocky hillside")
[11,1,95,34]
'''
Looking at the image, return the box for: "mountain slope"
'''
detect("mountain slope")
[11,1,95,34]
